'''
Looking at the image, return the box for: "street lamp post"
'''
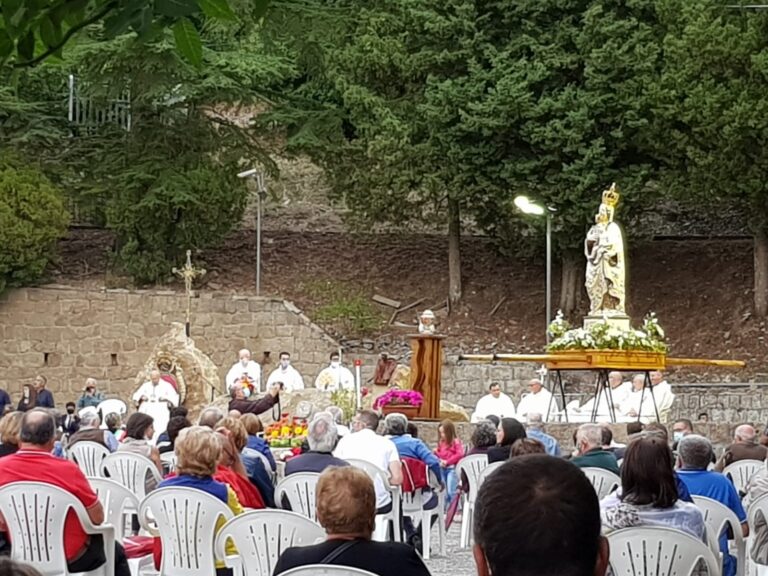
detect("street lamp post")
[238,168,267,296]
[514,196,556,345]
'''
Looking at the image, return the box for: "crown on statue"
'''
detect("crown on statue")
[602,182,620,208]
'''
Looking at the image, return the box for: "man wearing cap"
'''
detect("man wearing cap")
[77,378,105,411]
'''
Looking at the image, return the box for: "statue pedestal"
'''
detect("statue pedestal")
[583,314,631,331]
[408,334,444,420]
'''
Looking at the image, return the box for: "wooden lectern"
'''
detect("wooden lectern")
[408,334,444,420]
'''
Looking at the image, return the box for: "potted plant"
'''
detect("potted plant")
[373,389,424,418]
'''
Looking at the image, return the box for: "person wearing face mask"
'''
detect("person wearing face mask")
[314,352,355,392]
[60,402,81,437]
[672,418,694,450]
[225,348,262,394]
[266,351,305,392]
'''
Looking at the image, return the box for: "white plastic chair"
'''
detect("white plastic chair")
[346,458,402,542]
[607,526,721,576]
[103,452,162,501]
[278,566,378,576]
[139,487,233,576]
[0,481,116,576]
[399,463,446,559]
[693,495,745,576]
[276,472,322,522]
[68,441,111,478]
[98,399,128,418]
[89,477,154,576]
[89,477,140,541]
[455,453,489,548]
[159,451,177,474]
[746,491,768,576]
[581,467,621,500]
[215,509,325,576]
[725,460,764,495]
[476,461,503,492]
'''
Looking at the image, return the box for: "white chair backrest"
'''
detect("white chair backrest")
[581,467,621,500]
[140,487,233,576]
[103,451,162,500]
[456,454,489,503]
[89,477,140,541]
[275,473,322,522]
[693,494,744,576]
[278,566,379,576]
[724,459,764,494]
[0,481,115,576]
[98,398,127,416]
[160,451,177,473]
[346,459,394,491]
[67,440,111,478]
[477,461,503,491]
[607,526,720,576]
[215,509,325,576]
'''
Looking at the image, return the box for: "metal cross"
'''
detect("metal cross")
[173,250,206,337]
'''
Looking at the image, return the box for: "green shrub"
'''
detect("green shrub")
[0,155,69,294]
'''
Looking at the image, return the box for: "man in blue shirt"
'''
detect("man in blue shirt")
[385,413,443,549]
[34,374,55,408]
[525,412,561,456]
[0,387,10,416]
[678,434,748,576]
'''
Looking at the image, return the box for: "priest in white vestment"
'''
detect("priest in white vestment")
[132,369,179,442]
[314,352,355,391]
[620,374,647,420]
[640,371,674,421]
[471,383,516,423]
[225,349,262,393]
[516,379,554,422]
[569,371,632,420]
[266,351,305,392]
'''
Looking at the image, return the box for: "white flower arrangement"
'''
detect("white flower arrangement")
[547,312,668,353]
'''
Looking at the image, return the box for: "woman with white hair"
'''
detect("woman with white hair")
[285,412,349,475]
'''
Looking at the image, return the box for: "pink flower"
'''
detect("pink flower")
[373,389,424,409]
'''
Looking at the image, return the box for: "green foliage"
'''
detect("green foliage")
[547,313,668,353]
[304,279,382,335]
[650,0,768,230]
[0,154,69,294]
[0,0,265,67]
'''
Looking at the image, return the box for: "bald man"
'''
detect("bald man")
[132,369,179,442]
[716,424,768,471]
[225,348,262,393]
[516,379,554,423]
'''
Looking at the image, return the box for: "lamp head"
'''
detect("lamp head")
[514,195,545,216]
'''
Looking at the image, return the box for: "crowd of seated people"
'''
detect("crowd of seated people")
[6,386,768,576]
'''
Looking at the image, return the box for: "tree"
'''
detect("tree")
[0,0,269,67]
[266,0,667,315]
[265,0,497,306]
[650,0,768,316]
[452,0,665,317]
[0,153,69,294]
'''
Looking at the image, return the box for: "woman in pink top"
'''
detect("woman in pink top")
[434,419,464,507]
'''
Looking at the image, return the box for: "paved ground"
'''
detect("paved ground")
[423,520,475,576]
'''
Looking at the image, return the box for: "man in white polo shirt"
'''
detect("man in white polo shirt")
[333,409,403,512]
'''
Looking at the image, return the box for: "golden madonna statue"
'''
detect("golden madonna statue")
[584,183,626,316]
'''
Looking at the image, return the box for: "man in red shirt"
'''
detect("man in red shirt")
[0,409,129,576]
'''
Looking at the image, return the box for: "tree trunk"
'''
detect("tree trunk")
[559,252,583,318]
[755,226,768,317]
[447,197,462,308]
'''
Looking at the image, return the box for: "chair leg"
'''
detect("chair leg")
[422,511,431,560]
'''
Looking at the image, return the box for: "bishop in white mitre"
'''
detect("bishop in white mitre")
[132,368,179,442]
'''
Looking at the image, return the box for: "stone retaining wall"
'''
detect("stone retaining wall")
[1,286,766,427]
